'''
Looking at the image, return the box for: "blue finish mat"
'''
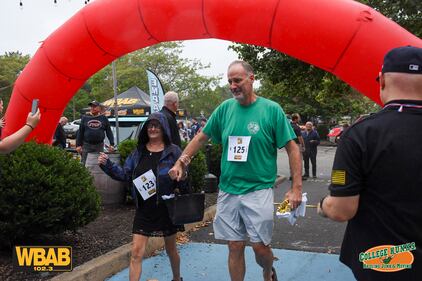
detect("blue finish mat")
[107,242,355,281]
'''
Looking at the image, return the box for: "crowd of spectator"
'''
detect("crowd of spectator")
[177,117,207,143]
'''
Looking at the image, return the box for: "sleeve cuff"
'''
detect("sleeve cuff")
[329,188,360,197]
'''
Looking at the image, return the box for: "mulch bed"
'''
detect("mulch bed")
[0,193,217,281]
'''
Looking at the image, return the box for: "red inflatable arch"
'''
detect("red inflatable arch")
[3,0,422,143]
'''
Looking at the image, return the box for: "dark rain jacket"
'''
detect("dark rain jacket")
[302,129,320,153]
[99,112,188,208]
[160,106,181,147]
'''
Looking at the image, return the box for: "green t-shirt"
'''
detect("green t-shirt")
[202,97,296,194]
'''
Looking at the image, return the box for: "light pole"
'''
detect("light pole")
[112,61,120,146]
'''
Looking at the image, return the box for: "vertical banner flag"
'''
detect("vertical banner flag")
[146,69,165,113]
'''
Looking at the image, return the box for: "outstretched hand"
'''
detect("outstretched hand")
[98,152,109,165]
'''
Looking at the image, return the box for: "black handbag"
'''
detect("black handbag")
[165,192,205,225]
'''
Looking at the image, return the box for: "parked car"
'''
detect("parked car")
[105,116,148,149]
[327,114,373,144]
[65,116,148,150]
[327,125,343,144]
[63,119,81,139]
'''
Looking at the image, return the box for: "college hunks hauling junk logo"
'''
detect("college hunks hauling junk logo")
[359,242,415,272]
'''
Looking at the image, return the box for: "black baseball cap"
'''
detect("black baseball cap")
[88,100,101,106]
[381,46,422,75]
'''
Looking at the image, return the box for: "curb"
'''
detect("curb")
[51,205,217,281]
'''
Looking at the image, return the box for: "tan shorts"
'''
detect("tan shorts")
[213,188,274,245]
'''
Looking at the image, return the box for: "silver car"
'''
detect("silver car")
[63,119,81,139]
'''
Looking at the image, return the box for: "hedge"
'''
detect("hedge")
[0,142,100,246]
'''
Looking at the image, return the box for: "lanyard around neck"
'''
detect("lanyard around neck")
[383,103,422,112]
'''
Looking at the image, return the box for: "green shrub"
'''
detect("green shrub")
[117,139,138,203]
[316,124,329,140]
[181,141,207,193]
[0,142,100,246]
[118,139,138,164]
[188,150,207,193]
[203,143,222,180]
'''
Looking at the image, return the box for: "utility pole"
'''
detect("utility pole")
[112,61,120,146]
[72,99,76,121]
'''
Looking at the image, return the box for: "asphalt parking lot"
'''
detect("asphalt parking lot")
[107,146,357,281]
[190,146,347,254]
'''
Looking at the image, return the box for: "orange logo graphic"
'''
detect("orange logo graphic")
[359,243,415,272]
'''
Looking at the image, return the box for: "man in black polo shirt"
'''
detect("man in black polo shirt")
[318,46,422,280]
[76,101,115,165]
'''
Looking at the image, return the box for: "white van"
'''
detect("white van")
[106,116,148,147]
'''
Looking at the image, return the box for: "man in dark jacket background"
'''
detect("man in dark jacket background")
[160,91,181,147]
[53,116,68,149]
[76,100,114,165]
[302,121,320,179]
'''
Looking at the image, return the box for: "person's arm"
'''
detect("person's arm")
[284,140,303,209]
[309,131,320,146]
[104,117,114,151]
[314,131,320,145]
[298,135,305,152]
[76,117,85,152]
[98,151,134,182]
[52,124,60,144]
[168,131,210,181]
[318,195,359,221]
[319,132,362,221]
[171,118,182,147]
[0,110,41,154]
[172,146,190,193]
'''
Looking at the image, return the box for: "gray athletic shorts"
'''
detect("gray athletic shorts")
[213,188,274,245]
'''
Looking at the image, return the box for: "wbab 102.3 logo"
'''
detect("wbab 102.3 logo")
[13,246,72,272]
[359,242,416,272]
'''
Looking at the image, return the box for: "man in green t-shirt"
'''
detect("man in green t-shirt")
[169,60,302,281]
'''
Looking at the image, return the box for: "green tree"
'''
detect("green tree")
[0,52,30,106]
[182,85,232,117]
[62,87,93,120]
[229,1,419,121]
[362,0,421,37]
[88,42,221,118]
[1,43,224,121]
[230,44,378,121]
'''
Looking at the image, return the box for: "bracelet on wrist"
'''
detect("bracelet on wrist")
[179,154,192,167]
[25,123,34,130]
[318,196,328,218]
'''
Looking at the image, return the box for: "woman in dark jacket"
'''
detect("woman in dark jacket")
[98,112,186,281]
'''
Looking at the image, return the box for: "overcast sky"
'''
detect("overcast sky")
[0,0,239,83]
